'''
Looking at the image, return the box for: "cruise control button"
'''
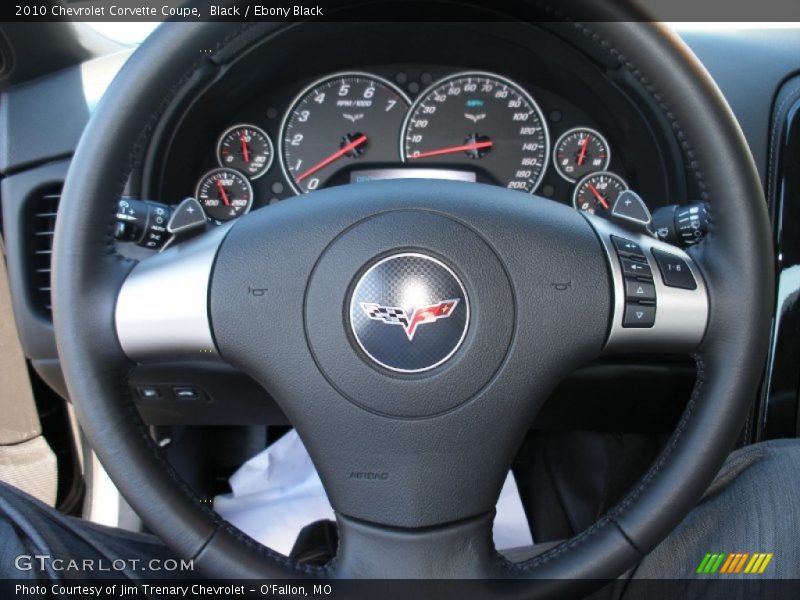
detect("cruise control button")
[652,249,697,290]
[619,257,652,279]
[623,304,656,328]
[611,236,646,260]
[625,278,656,302]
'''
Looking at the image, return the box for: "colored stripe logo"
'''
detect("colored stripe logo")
[696,552,773,574]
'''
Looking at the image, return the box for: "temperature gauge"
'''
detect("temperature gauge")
[195,168,253,222]
[553,127,610,182]
[217,124,274,179]
[572,171,628,214]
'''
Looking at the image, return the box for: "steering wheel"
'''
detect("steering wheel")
[51,2,773,594]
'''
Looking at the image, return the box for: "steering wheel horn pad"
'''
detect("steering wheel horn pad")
[205,180,610,528]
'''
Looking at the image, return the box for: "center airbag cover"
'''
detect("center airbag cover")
[304,210,513,418]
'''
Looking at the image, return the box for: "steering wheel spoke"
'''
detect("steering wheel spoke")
[115,223,230,362]
[334,510,500,578]
[584,214,709,355]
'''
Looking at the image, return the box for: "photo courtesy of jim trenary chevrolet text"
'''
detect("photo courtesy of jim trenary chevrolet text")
[0,0,799,598]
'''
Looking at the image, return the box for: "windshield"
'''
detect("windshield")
[81,22,159,45]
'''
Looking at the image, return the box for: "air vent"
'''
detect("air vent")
[30,187,60,316]
[0,30,10,81]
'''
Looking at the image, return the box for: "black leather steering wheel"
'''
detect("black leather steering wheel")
[51,2,773,595]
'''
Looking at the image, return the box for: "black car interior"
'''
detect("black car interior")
[0,0,798,593]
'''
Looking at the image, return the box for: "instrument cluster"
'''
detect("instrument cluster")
[189,69,632,223]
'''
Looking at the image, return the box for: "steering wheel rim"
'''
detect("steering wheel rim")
[52,3,773,593]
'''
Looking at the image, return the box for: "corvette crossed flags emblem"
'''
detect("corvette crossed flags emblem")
[360,299,460,341]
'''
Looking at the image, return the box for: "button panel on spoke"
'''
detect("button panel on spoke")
[611,236,657,329]
[586,214,709,353]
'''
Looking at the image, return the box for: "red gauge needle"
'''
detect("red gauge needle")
[577,135,590,166]
[296,134,368,182]
[240,132,250,163]
[408,140,494,160]
[216,179,231,207]
[587,183,610,210]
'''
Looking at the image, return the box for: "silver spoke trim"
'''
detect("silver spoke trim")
[115,225,231,362]
[585,214,709,353]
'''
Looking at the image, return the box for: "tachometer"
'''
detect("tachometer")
[279,72,411,194]
[401,72,550,193]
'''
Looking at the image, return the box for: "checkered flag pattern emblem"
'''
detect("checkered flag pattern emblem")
[360,299,459,341]
[361,304,410,327]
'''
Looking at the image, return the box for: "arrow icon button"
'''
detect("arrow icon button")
[620,257,653,279]
[625,279,656,302]
[623,304,656,328]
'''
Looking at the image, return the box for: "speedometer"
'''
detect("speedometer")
[401,72,550,193]
[279,72,411,194]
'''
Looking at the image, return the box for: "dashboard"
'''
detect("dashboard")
[144,22,688,236]
[186,69,629,221]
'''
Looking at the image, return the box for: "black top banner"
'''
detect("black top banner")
[3,0,800,23]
